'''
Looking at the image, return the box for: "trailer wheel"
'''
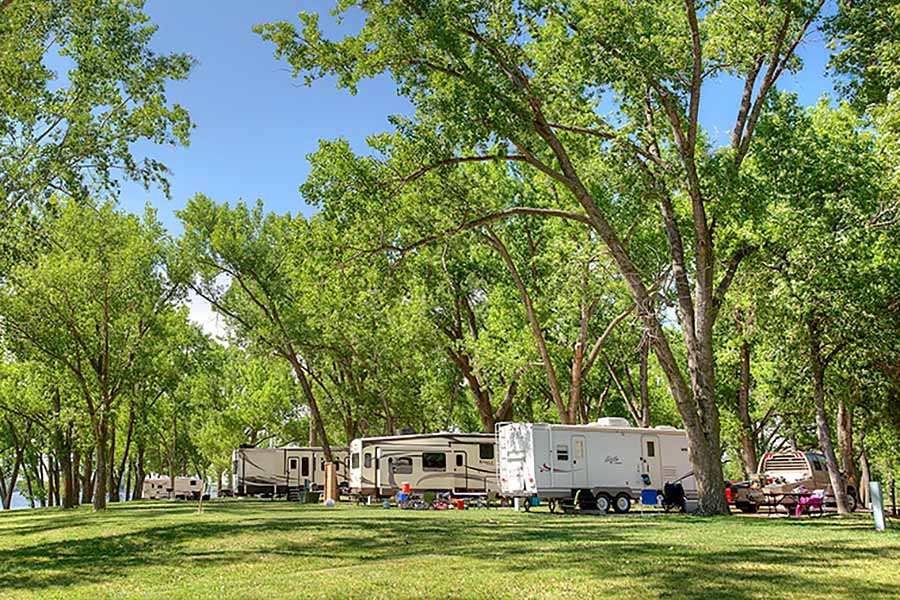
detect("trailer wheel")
[548,499,558,513]
[613,493,632,514]
[595,492,612,513]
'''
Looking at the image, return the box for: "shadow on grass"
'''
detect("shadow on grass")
[0,501,897,599]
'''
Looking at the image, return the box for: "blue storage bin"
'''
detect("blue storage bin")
[641,489,660,506]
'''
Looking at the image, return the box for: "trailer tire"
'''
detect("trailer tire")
[613,493,632,514]
[548,499,558,513]
[595,492,612,513]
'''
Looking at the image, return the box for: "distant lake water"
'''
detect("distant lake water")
[10,489,29,510]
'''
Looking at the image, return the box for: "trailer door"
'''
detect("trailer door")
[572,435,587,488]
[287,453,300,488]
[641,435,661,488]
[454,451,468,491]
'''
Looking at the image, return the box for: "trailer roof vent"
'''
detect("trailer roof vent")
[597,417,631,428]
[654,425,678,430]
[397,427,416,436]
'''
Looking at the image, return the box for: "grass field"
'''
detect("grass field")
[0,500,898,600]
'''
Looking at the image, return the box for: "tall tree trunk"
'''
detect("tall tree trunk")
[169,407,177,500]
[108,420,119,503]
[72,448,81,504]
[287,350,332,461]
[124,461,132,502]
[809,321,849,514]
[2,420,25,510]
[58,421,77,509]
[737,339,758,477]
[23,460,35,509]
[81,449,94,505]
[132,445,145,500]
[37,453,47,507]
[446,348,495,432]
[93,418,108,511]
[837,398,856,485]
[859,449,871,508]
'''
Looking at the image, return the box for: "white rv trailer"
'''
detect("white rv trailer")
[142,475,208,500]
[497,418,696,512]
[232,446,349,496]
[349,433,498,497]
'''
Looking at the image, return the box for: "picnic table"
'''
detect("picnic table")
[763,490,812,517]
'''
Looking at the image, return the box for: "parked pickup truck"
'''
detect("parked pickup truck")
[728,452,857,513]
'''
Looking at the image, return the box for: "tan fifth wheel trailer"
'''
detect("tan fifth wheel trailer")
[232,446,349,497]
[142,475,209,500]
[349,432,498,497]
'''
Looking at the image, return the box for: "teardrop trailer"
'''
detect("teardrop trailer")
[496,418,697,513]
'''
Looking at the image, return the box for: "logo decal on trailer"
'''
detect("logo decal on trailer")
[605,455,622,464]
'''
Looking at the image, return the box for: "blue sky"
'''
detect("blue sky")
[119,1,837,235]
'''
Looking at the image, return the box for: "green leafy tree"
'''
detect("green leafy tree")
[0,200,178,509]
[259,0,828,512]
[0,0,192,228]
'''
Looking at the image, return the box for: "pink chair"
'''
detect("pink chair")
[795,489,826,517]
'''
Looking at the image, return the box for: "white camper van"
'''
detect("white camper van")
[232,446,349,497]
[142,475,208,500]
[497,418,696,512]
[349,433,498,497]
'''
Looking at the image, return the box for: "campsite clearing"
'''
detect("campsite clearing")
[0,500,897,599]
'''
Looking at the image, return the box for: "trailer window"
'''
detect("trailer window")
[320,459,325,472]
[423,452,446,471]
[456,454,464,467]
[479,444,494,460]
[301,457,310,477]
[556,444,569,462]
[190,480,197,486]
[351,453,359,469]
[392,457,413,474]
[364,453,372,469]
[289,458,298,470]
[646,441,656,458]
[812,459,823,472]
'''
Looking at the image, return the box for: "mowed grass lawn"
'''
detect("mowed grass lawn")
[0,500,898,600]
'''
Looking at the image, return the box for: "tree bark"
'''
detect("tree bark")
[287,350,332,461]
[81,449,93,505]
[837,398,856,485]
[809,321,849,514]
[93,418,108,510]
[737,339,758,477]
[107,419,118,503]
[2,419,25,510]
[169,406,177,500]
[131,445,145,500]
[859,449,871,508]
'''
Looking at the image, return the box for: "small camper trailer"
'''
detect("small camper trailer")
[349,432,498,497]
[142,475,208,500]
[497,418,696,512]
[231,446,349,497]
